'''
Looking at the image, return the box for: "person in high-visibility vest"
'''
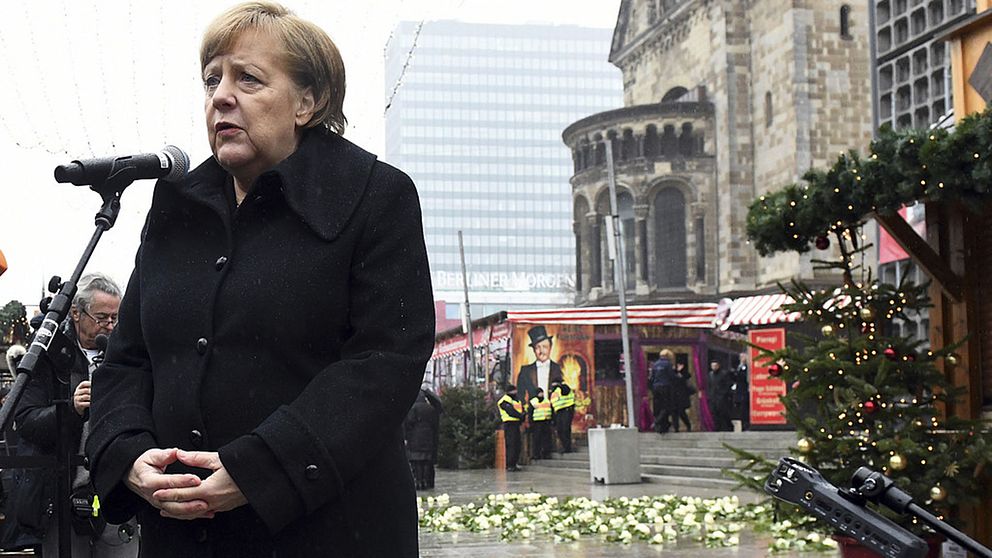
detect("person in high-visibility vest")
[550,380,576,453]
[498,384,526,471]
[528,388,554,460]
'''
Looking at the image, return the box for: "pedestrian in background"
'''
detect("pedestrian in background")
[549,380,575,453]
[528,388,553,460]
[706,359,734,431]
[498,385,525,471]
[669,361,695,432]
[649,349,677,433]
[15,273,138,557]
[404,387,443,490]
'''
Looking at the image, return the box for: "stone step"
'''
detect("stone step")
[641,473,739,489]
[637,438,794,451]
[528,432,793,492]
[641,463,727,480]
[636,431,794,440]
[640,447,784,460]
[640,454,736,468]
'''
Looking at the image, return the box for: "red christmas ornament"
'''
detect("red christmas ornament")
[860,323,871,334]
[815,235,830,250]
[768,363,784,377]
[864,400,877,414]
[905,353,916,362]
[883,347,898,361]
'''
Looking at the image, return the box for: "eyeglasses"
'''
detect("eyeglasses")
[81,309,118,327]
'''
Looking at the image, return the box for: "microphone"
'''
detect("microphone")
[91,334,110,379]
[54,146,190,186]
[94,334,109,353]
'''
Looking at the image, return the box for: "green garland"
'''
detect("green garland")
[747,107,992,257]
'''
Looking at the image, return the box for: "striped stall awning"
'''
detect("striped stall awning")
[718,293,802,329]
[431,321,512,360]
[506,303,718,328]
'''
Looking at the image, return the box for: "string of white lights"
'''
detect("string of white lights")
[92,1,119,151]
[188,0,207,154]
[383,20,424,115]
[0,21,45,152]
[59,0,99,157]
[128,1,144,149]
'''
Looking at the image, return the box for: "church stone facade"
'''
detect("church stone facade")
[564,0,874,305]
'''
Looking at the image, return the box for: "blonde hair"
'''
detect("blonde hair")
[659,349,675,361]
[200,1,347,134]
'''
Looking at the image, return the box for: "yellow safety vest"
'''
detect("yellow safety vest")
[498,394,523,422]
[550,386,575,411]
[530,397,552,421]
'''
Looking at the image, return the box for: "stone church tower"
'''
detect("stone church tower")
[564,0,874,305]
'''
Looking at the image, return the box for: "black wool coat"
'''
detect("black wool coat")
[85,130,435,558]
[402,390,441,462]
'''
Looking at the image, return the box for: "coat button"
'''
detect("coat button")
[190,429,204,448]
[305,464,320,480]
[214,256,228,271]
[196,338,208,355]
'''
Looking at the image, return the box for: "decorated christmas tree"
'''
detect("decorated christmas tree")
[0,300,29,347]
[739,109,992,528]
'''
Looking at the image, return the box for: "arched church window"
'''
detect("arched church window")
[653,187,687,288]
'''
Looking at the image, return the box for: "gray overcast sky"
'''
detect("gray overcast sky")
[0,0,621,306]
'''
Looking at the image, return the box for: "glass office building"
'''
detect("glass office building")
[384,20,622,316]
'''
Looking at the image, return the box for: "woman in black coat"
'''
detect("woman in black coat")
[403,389,442,489]
[85,3,434,557]
[668,362,694,432]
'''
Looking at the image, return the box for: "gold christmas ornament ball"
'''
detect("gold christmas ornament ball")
[946,354,959,366]
[859,307,875,321]
[930,486,947,502]
[889,453,908,471]
[821,324,835,337]
[797,438,814,454]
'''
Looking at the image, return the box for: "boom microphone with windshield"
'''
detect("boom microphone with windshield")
[54,145,190,186]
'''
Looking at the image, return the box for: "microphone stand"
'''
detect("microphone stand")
[765,457,992,558]
[851,467,992,558]
[0,180,127,558]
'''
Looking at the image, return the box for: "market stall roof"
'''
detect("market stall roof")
[431,321,512,360]
[506,303,718,327]
[717,293,802,330]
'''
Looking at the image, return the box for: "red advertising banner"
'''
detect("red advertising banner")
[512,323,595,433]
[748,328,787,425]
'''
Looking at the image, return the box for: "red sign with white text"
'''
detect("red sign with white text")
[748,328,787,425]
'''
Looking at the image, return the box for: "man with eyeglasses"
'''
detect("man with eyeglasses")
[14,272,138,557]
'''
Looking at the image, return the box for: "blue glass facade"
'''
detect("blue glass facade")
[384,21,622,315]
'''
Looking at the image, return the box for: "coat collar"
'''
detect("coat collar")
[180,130,378,241]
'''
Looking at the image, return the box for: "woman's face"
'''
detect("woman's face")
[203,30,315,183]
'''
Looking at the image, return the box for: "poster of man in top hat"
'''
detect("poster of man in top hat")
[515,325,563,407]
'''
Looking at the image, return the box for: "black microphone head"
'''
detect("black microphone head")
[94,334,109,352]
[162,145,190,183]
